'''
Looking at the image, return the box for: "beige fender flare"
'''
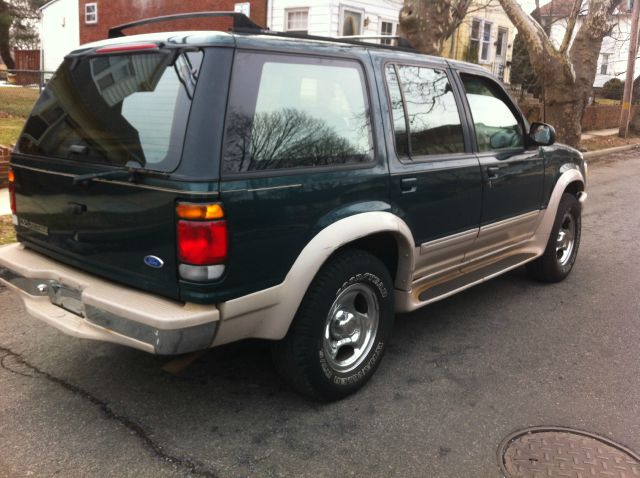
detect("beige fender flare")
[213,211,415,345]
[530,167,586,251]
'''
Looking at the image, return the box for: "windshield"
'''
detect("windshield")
[18,49,203,172]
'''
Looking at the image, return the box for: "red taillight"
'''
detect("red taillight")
[95,43,159,54]
[8,169,16,214]
[177,220,227,265]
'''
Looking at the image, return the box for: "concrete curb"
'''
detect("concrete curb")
[583,143,640,162]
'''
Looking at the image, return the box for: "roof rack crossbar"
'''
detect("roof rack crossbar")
[108,11,264,39]
[336,35,413,48]
[240,30,415,52]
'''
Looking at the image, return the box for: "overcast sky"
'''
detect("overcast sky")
[518,0,552,14]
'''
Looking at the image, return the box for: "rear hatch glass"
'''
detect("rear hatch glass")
[19,48,202,172]
[12,47,206,300]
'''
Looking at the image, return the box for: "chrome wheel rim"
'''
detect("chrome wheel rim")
[556,212,576,266]
[322,283,379,374]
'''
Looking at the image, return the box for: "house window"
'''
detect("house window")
[342,9,362,36]
[85,3,97,24]
[470,18,492,62]
[600,53,610,75]
[285,9,309,34]
[380,20,397,45]
[234,2,250,16]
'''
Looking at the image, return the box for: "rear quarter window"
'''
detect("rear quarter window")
[222,52,374,173]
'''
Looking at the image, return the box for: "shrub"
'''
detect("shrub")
[602,78,624,100]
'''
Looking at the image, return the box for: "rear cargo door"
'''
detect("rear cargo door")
[11,45,222,299]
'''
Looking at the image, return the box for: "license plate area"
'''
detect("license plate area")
[47,282,84,317]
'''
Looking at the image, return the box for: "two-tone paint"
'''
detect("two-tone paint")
[0,31,586,354]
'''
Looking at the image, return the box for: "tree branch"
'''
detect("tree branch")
[559,0,582,53]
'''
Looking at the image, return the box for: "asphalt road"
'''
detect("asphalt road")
[1,151,640,477]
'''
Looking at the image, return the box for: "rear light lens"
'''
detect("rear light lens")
[176,203,224,220]
[8,169,16,214]
[177,220,227,265]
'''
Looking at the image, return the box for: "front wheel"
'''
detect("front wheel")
[272,249,394,401]
[527,193,582,282]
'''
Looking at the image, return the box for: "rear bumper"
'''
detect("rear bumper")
[0,243,219,355]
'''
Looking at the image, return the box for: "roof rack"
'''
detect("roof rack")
[241,30,416,52]
[336,35,413,48]
[106,11,415,52]
[108,11,264,39]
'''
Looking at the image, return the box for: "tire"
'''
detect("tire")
[526,193,582,283]
[272,249,394,401]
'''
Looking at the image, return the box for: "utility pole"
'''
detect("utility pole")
[619,0,640,137]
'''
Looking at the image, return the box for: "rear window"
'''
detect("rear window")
[223,52,374,173]
[18,49,203,172]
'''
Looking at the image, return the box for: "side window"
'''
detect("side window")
[223,53,374,173]
[384,66,409,157]
[461,74,524,152]
[385,64,465,157]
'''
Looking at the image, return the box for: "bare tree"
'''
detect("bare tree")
[0,0,43,70]
[498,0,624,147]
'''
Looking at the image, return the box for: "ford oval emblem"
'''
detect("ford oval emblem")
[144,255,164,269]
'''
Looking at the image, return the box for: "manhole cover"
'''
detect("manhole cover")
[499,427,640,478]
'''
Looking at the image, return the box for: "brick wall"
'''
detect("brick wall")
[581,104,640,131]
[0,146,10,188]
[517,101,638,132]
[79,0,268,44]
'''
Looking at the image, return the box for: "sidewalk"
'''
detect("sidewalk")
[0,188,10,215]
[581,128,618,140]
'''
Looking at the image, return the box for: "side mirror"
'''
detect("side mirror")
[529,122,556,146]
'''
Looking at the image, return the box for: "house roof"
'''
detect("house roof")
[532,0,578,18]
[38,0,63,12]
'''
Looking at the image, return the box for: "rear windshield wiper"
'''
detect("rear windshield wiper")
[72,168,134,185]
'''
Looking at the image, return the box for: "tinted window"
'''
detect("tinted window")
[391,65,465,157]
[461,74,524,151]
[384,65,409,157]
[223,53,373,173]
[19,50,203,172]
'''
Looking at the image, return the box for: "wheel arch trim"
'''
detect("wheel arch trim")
[532,167,585,250]
[213,211,415,344]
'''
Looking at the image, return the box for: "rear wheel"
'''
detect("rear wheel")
[272,249,394,401]
[527,193,582,282]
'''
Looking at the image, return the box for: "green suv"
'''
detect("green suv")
[0,13,586,401]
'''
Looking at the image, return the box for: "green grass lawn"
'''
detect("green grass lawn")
[0,215,16,245]
[0,86,39,146]
[0,86,39,117]
[0,117,26,146]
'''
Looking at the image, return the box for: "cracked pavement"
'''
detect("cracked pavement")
[1,152,640,477]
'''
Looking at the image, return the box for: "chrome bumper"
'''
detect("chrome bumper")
[0,243,219,355]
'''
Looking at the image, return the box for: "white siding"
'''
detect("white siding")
[40,0,80,73]
[268,0,402,38]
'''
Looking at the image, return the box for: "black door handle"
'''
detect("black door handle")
[400,177,417,193]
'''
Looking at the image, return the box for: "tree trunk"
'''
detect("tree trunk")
[497,0,623,148]
[399,0,472,55]
[0,2,16,70]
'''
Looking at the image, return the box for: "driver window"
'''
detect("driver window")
[461,74,523,152]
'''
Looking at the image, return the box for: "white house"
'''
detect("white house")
[39,0,80,74]
[267,0,402,41]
